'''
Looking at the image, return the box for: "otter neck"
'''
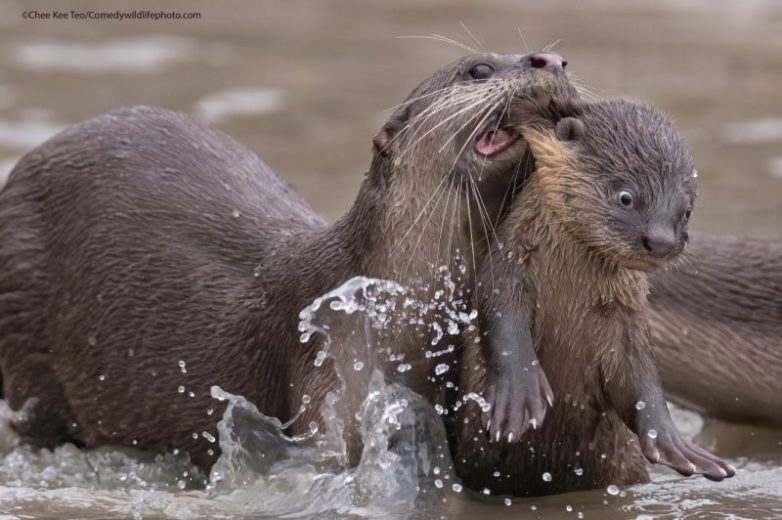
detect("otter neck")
[341,155,485,296]
[270,152,483,310]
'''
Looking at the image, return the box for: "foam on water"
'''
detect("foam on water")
[12,37,196,74]
[193,88,286,124]
[0,119,65,151]
[722,117,782,144]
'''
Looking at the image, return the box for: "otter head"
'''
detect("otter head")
[523,99,697,271]
[368,51,577,273]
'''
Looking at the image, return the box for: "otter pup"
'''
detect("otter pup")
[0,52,575,468]
[457,99,735,496]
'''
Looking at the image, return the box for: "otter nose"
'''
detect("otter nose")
[641,226,677,258]
[523,52,567,73]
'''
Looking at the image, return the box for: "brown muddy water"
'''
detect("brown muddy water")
[0,0,780,518]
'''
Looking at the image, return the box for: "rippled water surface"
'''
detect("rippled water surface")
[0,0,780,518]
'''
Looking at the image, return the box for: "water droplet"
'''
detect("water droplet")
[434,404,445,415]
[542,472,552,482]
[566,505,573,512]
[435,363,449,375]
[188,391,195,398]
[302,394,311,404]
[231,209,240,218]
[635,400,646,411]
[176,480,186,490]
[463,392,492,413]
[178,360,187,374]
[493,471,501,477]
[482,487,491,495]
[201,431,216,443]
[314,351,327,367]
[397,363,412,373]
[177,385,185,394]
[577,513,585,519]
[87,334,97,346]
[98,374,106,382]
[191,432,198,440]
[452,483,463,492]
[574,467,584,476]
[647,429,658,439]
[607,484,620,495]
[434,479,443,488]
[504,498,512,506]
[530,505,538,511]
[353,361,364,371]
[253,265,262,278]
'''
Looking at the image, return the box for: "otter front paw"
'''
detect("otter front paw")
[484,363,553,443]
[637,423,736,481]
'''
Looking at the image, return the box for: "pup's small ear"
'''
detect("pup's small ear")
[555,117,585,142]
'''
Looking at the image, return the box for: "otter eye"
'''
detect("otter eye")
[684,209,692,220]
[618,191,634,207]
[469,63,495,80]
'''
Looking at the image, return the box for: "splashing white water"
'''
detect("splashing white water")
[0,276,470,519]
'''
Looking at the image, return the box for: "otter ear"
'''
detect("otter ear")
[555,117,585,142]
[373,124,396,157]
[373,105,410,157]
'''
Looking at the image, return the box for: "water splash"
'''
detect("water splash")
[1,276,769,518]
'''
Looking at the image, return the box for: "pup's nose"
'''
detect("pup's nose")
[522,52,567,73]
[641,226,677,258]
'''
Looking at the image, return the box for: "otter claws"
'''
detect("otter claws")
[484,364,553,443]
[637,425,736,481]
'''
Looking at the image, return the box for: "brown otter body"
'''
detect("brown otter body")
[457,100,734,496]
[650,233,782,425]
[0,52,576,468]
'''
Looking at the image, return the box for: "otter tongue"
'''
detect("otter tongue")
[475,129,515,156]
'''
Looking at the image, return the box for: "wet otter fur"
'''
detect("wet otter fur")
[457,99,735,496]
[650,233,782,425]
[0,52,576,469]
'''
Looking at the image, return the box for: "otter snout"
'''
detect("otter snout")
[522,52,567,73]
[641,225,678,259]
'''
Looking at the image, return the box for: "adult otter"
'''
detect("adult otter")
[0,52,575,469]
[650,233,782,425]
[457,99,735,496]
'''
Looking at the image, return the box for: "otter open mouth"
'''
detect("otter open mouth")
[475,128,520,157]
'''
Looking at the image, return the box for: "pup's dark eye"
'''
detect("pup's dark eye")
[684,209,692,220]
[470,63,495,80]
[618,191,634,207]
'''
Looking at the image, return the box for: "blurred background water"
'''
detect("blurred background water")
[0,0,780,518]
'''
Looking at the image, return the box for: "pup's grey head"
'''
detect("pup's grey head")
[528,99,697,270]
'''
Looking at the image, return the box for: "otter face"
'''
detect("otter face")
[375,52,577,169]
[374,52,576,179]
[371,52,578,268]
[529,100,697,271]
